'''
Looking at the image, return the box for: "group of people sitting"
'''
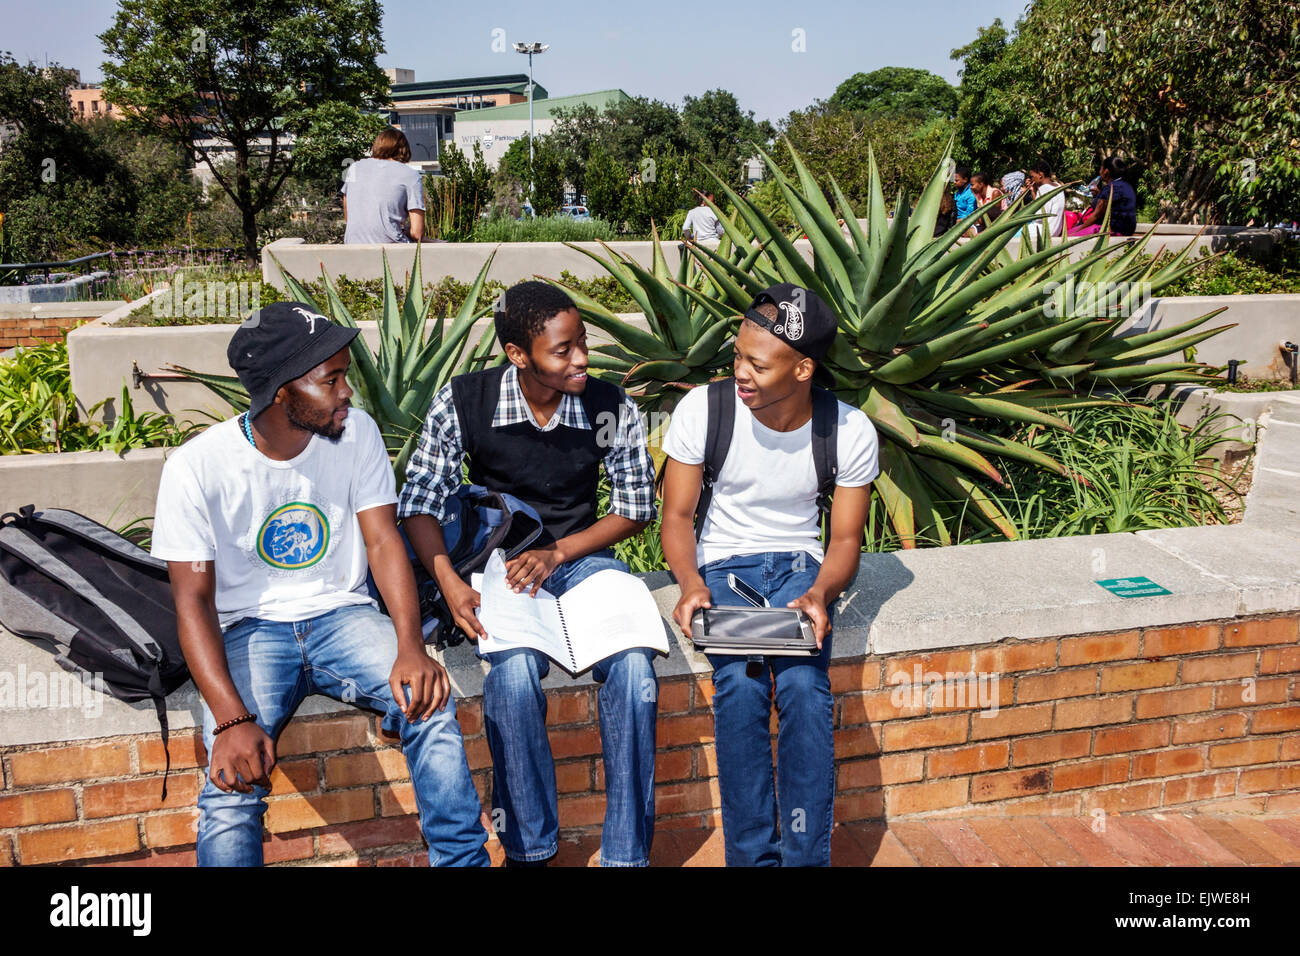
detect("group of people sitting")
[153,279,880,868]
[936,156,1141,241]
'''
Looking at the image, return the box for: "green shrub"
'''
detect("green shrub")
[0,341,197,454]
[1159,245,1300,297]
[472,216,616,243]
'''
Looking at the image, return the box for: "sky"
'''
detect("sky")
[2,0,1032,122]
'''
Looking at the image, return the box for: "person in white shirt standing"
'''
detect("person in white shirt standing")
[682,189,724,241]
[151,301,488,867]
[660,284,878,866]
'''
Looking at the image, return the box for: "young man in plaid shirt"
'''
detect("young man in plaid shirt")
[398,281,659,867]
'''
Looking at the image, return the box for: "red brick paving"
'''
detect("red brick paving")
[513,812,1300,865]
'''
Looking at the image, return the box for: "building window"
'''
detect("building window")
[92,100,99,113]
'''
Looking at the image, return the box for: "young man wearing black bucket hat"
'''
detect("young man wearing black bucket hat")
[151,301,489,866]
[660,283,878,866]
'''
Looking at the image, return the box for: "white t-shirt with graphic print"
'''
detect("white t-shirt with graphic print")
[662,383,880,568]
[150,407,397,630]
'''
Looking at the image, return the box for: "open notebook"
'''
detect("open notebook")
[472,549,670,673]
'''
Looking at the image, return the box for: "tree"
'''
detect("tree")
[499,135,565,215]
[100,0,390,262]
[87,116,203,244]
[629,147,691,233]
[428,141,491,238]
[548,102,604,200]
[680,88,772,190]
[1016,0,1300,222]
[549,95,690,204]
[293,102,389,194]
[777,101,953,212]
[584,147,630,227]
[949,19,1077,179]
[830,67,959,120]
[0,54,135,260]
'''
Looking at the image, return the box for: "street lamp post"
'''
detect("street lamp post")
[512,41,548,208]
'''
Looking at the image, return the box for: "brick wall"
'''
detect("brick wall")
[2,613,1296,866]
[0,316,85,350]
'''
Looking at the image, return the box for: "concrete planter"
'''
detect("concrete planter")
[260,230,1234,290]
[67,290,1300,424]
[0,271,111,304]
[69,291,649,423]
[0,446,168,527]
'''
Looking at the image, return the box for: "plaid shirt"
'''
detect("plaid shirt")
[398,365,657,526]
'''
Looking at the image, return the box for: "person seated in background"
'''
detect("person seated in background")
[933,189,958,237]
[1068,156,1140,237]
[1025,160,1066,242]
[969,171,1004,231]
[342,128,426,244]
[1000,169,1027,210]
[683,189,725,242]
[952,166,976,221]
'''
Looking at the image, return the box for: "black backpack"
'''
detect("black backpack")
[693,378,839,541]
[0,505,190,796]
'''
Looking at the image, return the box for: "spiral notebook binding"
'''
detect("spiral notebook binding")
[556,605,576,671]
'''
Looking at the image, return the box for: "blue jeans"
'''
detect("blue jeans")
[479,549,658,866]
[196,603,489,867]
[702,551,835,867]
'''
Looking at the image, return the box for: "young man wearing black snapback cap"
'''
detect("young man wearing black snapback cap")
[150,301,489,866]
[660,283,878,866]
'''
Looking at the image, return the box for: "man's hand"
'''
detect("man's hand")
[504,546,562,597]
[788,588,831,648]
[208,721,275,794]
[389,648,450,721]
[444,575,487,641]
[673,583,712,638]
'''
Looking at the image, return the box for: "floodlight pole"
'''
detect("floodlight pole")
[513,41,548,206]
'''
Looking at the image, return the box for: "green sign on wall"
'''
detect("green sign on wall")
[1095,576,1172,598]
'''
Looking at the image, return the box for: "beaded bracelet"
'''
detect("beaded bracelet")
[213,713,257,736]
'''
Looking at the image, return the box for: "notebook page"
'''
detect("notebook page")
[555,568,670,672]
[473,551,572,666]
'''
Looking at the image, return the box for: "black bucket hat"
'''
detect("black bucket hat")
[227,301,359,420]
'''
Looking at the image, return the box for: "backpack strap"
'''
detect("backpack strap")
[694,378,736,542]
[811,386,839,539]
[32,508,167,571]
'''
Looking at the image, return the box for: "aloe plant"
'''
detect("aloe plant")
[538,221,746,407]
[174,248,504,480]
[563,139,1234,549]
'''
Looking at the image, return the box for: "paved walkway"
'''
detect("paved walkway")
[515,813,1300,866]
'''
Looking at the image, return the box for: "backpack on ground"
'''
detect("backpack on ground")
[0,505,190,797]
[693,377,839,541]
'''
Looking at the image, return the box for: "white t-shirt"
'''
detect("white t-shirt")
[662,383,880,567]
[683,205,723,240]
[1034,182,1066,239]
[150,408,398,629]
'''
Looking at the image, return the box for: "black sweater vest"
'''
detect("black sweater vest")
[450,365,623,544]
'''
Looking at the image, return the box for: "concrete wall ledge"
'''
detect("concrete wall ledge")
[3,391,1298,749]
[68,291,1300,422]
[260,232,1233,290]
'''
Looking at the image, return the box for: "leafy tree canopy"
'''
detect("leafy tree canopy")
[829,67,959,120]
[100,0,390,260]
